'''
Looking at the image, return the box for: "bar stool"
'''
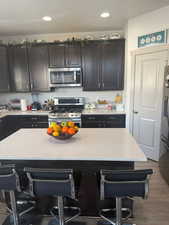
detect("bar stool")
[24,167,81,225]
[0,164,35,225]
[99,169,153,225]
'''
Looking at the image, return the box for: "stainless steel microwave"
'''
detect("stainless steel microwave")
[48,67,82,87]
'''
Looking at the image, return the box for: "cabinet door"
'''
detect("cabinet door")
[0,118,5,140]
[28,45,50,92]
[8,45,30,92]
[101,40,125,90]
[5,116,20,137]
[0,46,10,92]
[82,43,101,91]
[65,43,81,67]
[105,115,126,128]
[48,44,65,67]
[82,115,107,128]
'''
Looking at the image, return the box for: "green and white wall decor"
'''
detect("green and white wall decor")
[138,30,167,48]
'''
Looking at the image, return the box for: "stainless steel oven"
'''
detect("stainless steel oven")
[48,97,85,128]
[48,67,82,87]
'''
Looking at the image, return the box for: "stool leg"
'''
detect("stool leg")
[9,191,20,225]
[58,196,64,225]
[116,197,122,225]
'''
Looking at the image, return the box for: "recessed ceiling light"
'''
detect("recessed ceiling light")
[100,12,110,18]
[42,16,52,21]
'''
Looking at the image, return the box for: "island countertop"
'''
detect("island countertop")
[0,128,146,162]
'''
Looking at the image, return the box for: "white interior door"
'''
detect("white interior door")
[132,50,168,161]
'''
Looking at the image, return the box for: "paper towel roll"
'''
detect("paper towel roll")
[20,99,27,111]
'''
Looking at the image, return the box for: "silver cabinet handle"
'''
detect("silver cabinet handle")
[31,82,33,90]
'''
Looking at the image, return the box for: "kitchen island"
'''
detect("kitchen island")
[0,128,146,216]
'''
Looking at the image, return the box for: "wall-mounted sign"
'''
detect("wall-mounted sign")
[138,30,167,48]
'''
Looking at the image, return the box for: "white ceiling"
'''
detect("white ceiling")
[0,0,169,36]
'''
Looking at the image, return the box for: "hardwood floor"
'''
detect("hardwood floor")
[0,160,169,225]
[132,160,169,225]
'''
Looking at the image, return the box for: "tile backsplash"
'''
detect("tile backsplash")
[0,88,124,105]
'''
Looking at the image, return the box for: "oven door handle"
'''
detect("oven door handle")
[74,71,77,82]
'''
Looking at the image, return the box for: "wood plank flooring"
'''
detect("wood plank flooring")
[0,160,169,225]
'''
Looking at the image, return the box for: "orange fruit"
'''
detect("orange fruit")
[53,124,61,132]
[67,121,75,128]
[53,131,60,137]
[62,126,69,133]
[47,127,53,134]
[67,127,76,135]
[74,126,79,131]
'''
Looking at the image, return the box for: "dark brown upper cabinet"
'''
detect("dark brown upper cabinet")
[28,44,50,92]
[48,44,65,67]
[101,40,125,90]
[8,45,30,92]
[82,42,101,91]
[0,45,10,92]
[82,40,125,91]
[48,43,81,67]
[65,43,81,67]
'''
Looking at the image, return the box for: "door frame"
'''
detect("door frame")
[129,44,169,134]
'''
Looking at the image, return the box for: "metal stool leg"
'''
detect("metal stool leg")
[116,198,122,225]
[9,191,19,225]
[58,196,64,225]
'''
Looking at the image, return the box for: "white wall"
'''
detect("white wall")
[0,88,123,105]
[125,5,169,129]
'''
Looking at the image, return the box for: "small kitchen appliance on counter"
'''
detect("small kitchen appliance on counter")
[31,102,42,111]
[48,97,85,127]
[20,99,27,111]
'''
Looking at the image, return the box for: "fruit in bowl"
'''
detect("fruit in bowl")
[47,121,79,140]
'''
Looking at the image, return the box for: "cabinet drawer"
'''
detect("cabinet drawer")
[105,115,125,128]
[82,114,126,128]
[19,115,48,123]
[21,122,48,128]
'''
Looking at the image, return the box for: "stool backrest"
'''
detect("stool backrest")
[24,168,75,199]
[100,169,153,199]
[0,164,20,191]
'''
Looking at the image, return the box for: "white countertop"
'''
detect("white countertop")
[0,128,146,162]
[82,109,125,115]
[0,109,125,119]
[0,110,49,118]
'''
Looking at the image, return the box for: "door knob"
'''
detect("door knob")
[133,111,138,114]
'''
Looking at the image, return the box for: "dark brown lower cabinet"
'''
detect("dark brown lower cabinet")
[19,115,48,128]
[82,114,126,128]
[0,115,48,141]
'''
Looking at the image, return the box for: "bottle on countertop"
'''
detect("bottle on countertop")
[114,93,122,104]
[114,94,124,112]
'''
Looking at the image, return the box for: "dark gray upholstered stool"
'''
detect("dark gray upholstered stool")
[99,169,153,225]
[0,165,35,225]
[24,167,80,225]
